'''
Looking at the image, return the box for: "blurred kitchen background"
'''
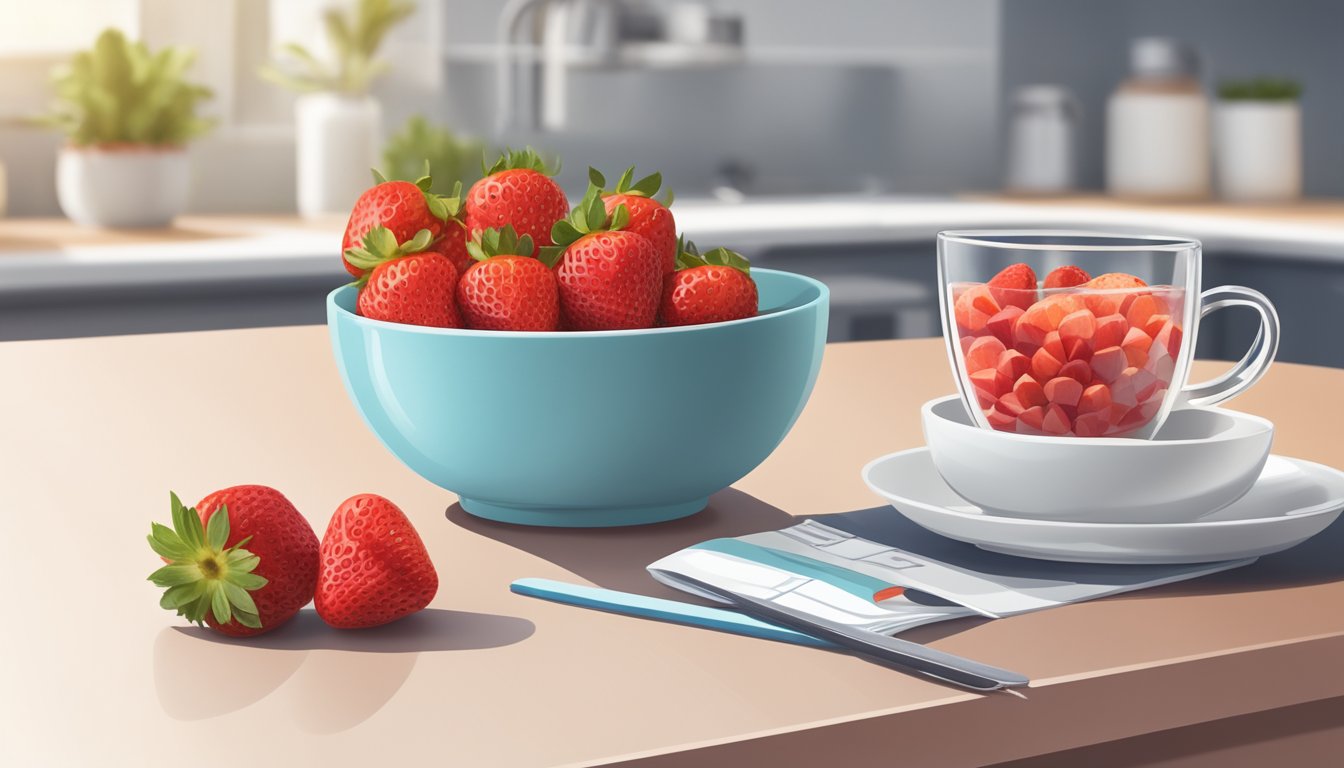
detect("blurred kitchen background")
[1,0,1341,367]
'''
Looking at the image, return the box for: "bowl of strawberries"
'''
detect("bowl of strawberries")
[328,151,829,527]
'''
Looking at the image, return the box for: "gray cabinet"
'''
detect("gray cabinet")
[1199,253,1344,369]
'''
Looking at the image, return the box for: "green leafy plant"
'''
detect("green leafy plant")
[1218,78,1302,101]
[260,0,415,95]
[37,29,213,147]
[382,115,486,195]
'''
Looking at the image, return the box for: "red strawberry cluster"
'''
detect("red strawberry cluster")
[148,487,437,636]
[953,263,1185,438]
[341,149,759,332]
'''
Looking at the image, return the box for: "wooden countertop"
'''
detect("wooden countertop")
[4,329,1344,767]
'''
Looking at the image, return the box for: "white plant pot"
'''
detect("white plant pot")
[295,93,381,218]
[1216,101,1302,202]
[56,146,189,228]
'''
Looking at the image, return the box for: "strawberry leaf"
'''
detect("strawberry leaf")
[371,168,388,185]
[537,245,565,268]
[609,203,630,232]
[468,225,536,260]
[629,171,661,198]
[484,146,558,176]
[148,491,270,629]
[615,166,635,194]
[588,167,606,189]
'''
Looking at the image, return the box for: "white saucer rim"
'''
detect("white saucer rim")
[922,394,1275,448]
[861,447,1344,530]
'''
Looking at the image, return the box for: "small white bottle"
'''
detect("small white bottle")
[1106,38,1210,200]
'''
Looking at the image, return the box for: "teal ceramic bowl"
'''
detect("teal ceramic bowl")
[327,268,829,527]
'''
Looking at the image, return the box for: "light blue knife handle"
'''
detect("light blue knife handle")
[510,577,836,649]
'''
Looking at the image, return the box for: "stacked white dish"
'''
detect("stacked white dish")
[863,396,1344,564]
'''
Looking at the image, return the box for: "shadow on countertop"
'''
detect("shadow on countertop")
[168,607,536,652]
[445,487,796,603]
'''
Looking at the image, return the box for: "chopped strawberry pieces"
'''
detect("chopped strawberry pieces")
[1058,359,1093,386]
[1044,376,1084,407]
[965,335,1007,373]
[1094,314,1128,350]
[953,275,1183,436]
[1042,403,1072,435]
[1013,374,1048,408]
[986,306,1025,347]
[1078,383,1112,414]
[1018,405,1046,432]
[997,349,1032,382]
[1121,326,1154,367]
[1090,346,1127,383]
[970,368,1011,399]
[1125,294,1167,331]
[1031,346,1064,381]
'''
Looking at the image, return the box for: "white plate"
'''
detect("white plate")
[862,449,1344,564]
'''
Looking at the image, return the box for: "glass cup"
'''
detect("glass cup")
[937,231,1278,439]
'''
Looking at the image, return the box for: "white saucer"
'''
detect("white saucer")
[862,448,1344,564]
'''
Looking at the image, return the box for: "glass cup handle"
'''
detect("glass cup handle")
[1180,285,1280,408]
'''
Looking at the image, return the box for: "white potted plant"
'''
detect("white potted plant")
[261,0,414,218]
[40,29,213,228]
[1215,78,1303,202]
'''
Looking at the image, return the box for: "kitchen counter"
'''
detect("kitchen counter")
[5,328,1344,766]
[1,197,1342,294]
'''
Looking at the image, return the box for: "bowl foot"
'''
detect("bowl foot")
[458,497,708,527]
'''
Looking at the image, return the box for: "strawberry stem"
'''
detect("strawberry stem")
[147,492,268,629]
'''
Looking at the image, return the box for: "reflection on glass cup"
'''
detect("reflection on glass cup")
[937,231,1279,439]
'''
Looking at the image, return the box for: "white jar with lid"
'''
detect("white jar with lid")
[1106,38,1210,200]
[1005,85,1079,194]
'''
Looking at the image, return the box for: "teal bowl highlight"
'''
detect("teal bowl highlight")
[327,268,829,527]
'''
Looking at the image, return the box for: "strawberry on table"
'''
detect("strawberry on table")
[315,494,438,629]
[543,186,662,330]
[347,226,463,328]
[343,168,470,277]
[590,166,677,275]
[457,225,560,331]
[147,486,320,637]
[465,147,570,247]
[658,237,759,327]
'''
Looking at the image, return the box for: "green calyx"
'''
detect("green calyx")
[675,235,750,275]
[371,162,464,222]
[345,226,435,287]
[147,492,269,629]
[482,146,559,177]
[467,225,535,262]
[540,185,630,267]
[588,165,674,206]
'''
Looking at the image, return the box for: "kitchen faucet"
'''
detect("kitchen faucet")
[495,0,743,133]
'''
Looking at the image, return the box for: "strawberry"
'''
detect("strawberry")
[147,486,319,637]
[590,166,676,275]
[987,262,1038,310]
[348,227,463,328]
[543,186,661,330]
[1087,272,1148,289]
[1044,265,1092,289]
[343,169,469,277]
[465,147,569,247]
[315,494,438,629]
[659,238,758,327]
[457,225,559,331]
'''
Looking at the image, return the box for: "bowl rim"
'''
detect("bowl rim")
[938,229,1200,252]
[327,266,829,339]
[922,394,1274,447]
